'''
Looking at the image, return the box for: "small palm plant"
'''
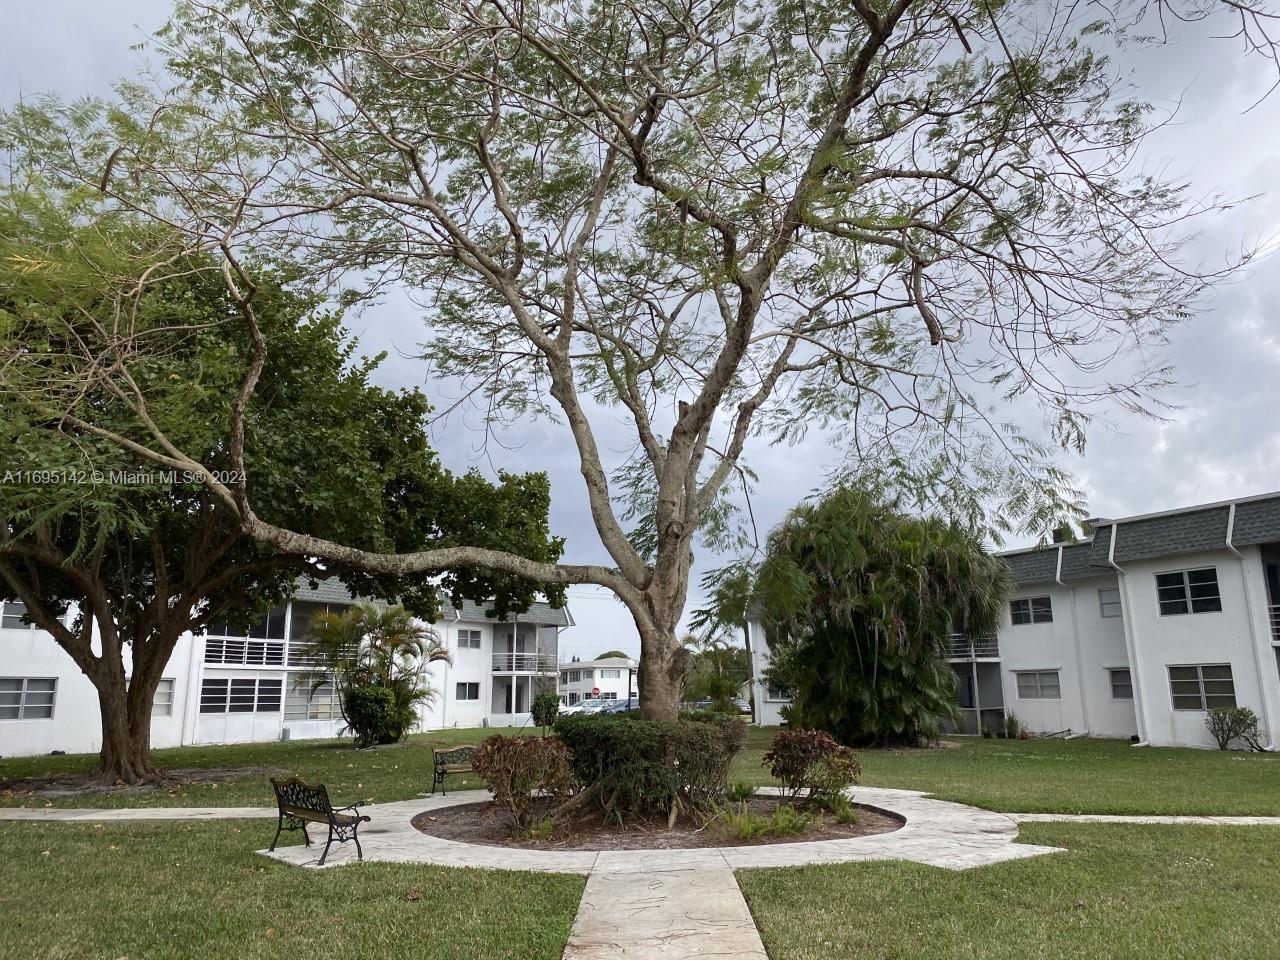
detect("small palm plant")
[306,602,451,746]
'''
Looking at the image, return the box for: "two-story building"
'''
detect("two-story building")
[748,490,1280,749]
[0,578,571,757]
[558,655,637,706]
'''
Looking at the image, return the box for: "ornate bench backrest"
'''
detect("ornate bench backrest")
[271,776,334,818]
[433,745,478,768]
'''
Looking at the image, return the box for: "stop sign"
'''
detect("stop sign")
[591,686,601,697]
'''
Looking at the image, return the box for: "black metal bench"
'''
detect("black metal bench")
[268,776,371,866]
[431,744,478,795]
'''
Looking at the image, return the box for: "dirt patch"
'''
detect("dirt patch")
[0,766,286,800]
[412,795,903,850]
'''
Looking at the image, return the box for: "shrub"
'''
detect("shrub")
[717,802,813,840]
[1206,706,1262,751]
[554,712,747,821]
[531,691,561,733]
[764,728,861,801]
[472,735,574,831]
[1004,712,1024,740]
[343,685,398,748]
[824,793,860,825]
[726,781,756,803]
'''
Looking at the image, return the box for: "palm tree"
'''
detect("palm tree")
[306,602,451,745]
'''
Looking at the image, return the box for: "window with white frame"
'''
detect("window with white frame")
[599,669,621,679]
[1010,596,1053,625]
[1098,588,1123,619]
[1,600,38,630]
[458,629,482,649]
[1168,664,1236,710]
[765,684,792,702]
[567,670,581,683]
[199,676,282,714]
[203,605,288,666]
[456,681,480,701]
[1155,568,1222,616]
[0,678,57,719]
[284,682,341,721]
[1015,670,1061,699]
[124,676,176,717]
[580,669,594,680]
[1109,668,1133,699]
[567,692,580,705]
[600,691,618,699]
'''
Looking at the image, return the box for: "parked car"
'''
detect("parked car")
[561,697,610,716]
[598,697,638,714]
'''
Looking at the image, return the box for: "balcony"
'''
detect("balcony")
[939,635,1000,660]
[491,652,557,673]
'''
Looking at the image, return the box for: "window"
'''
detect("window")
[204,607,288,666]
[199,677,282,714]
[152,678,175,717]
[206,605,287,640]
[1168,664,1236,711]
[1109,668,1133,700]
[285,682,341,721]
[560,672,570,684]
[600,669,621,679]
[580,669,594,681]
[567,692,580,705]
[0,678,57,719]
[567,670,581,683]
[458,629,482,650]
[1,601,37,630]
[1010,596,1053,625]
[1098,588,1123,619]
[1015,670,1061,699]
[1156,568,1221,616]
[765,684,791,702]
[600,691,618,700]
[456,682,480,701]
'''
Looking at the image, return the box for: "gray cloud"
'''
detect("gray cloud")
[7,3,1280,657]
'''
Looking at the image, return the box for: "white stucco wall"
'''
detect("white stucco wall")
[1119,548,1276,749]
[746,620,789,726]
[999,582,1089,735]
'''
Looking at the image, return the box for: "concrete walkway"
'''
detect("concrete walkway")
[0,805,275,821]
[564,870,767,960]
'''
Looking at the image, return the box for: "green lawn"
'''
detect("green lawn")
[740,822,1280,960]
[0,819,583,960]
[5,726,1280,815]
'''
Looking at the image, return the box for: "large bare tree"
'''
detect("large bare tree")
[3,0,1273,719]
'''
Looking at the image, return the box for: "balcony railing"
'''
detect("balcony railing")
[491,652,557,673]
[1270,604,1280,643]
[939,635,1000,660]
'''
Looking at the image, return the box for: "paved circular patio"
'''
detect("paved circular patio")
[257,786,1064,873]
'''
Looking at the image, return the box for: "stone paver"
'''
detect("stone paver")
[256,786,1065,873]
[564,869,767,960]
[1008,812,1280,825]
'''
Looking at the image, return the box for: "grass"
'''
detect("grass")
[734,728,1280,816]
[740,822,1280,960]
[0,819,583,960]
[5,725,1280,815]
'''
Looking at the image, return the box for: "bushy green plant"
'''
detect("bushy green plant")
[726,781,756,803]
[531,691,561,733]
[553,712,746,822]
[764,728,861,801]
[824,793,860,825]
[472,735,574,832]
[1206,706,1263,751]
[717,802,813,840]
[1004,712,1025,740]
[343,685,398,748]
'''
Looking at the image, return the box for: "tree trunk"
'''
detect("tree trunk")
[94,673,159,784]
[636,624,688,722]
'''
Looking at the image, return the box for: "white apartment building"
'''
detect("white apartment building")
[558,656,637,706]
[0,577,571,758]
[749,491,1280,749]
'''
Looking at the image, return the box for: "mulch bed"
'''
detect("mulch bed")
[0,766,286,800]
[412,795,903,850]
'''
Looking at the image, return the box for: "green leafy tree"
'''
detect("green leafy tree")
[0,191,561,782]
[708,485,1010,746]
[2,0,1270,720]
[305,602,450,746]
[681,633,749,711]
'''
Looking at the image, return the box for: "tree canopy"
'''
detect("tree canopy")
[1,0,1273,719]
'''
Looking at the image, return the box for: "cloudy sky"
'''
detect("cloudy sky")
[5,2,1279,659]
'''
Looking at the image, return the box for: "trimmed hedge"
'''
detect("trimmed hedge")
[343,685,397,748]
[554,712,746,821]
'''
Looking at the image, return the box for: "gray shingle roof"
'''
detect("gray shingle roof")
[292,577,570,626]
[1001,492,1280,584]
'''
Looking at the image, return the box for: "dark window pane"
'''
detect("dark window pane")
[1205,694,1238,709]
[1201,665,1233,680]
[1168,667,1199,681]
[229,678,257,712]
[1172,695,1204,710]
[1158,597,1189,616]
[200,678,228,713]
[1155,572,1185,589]
[1190,596,1223,613]
[1186,569,1218,586]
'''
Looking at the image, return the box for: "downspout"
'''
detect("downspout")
[1060,545,1091,736]
[1226,503,1276,750]
[1109,523,1149,746]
